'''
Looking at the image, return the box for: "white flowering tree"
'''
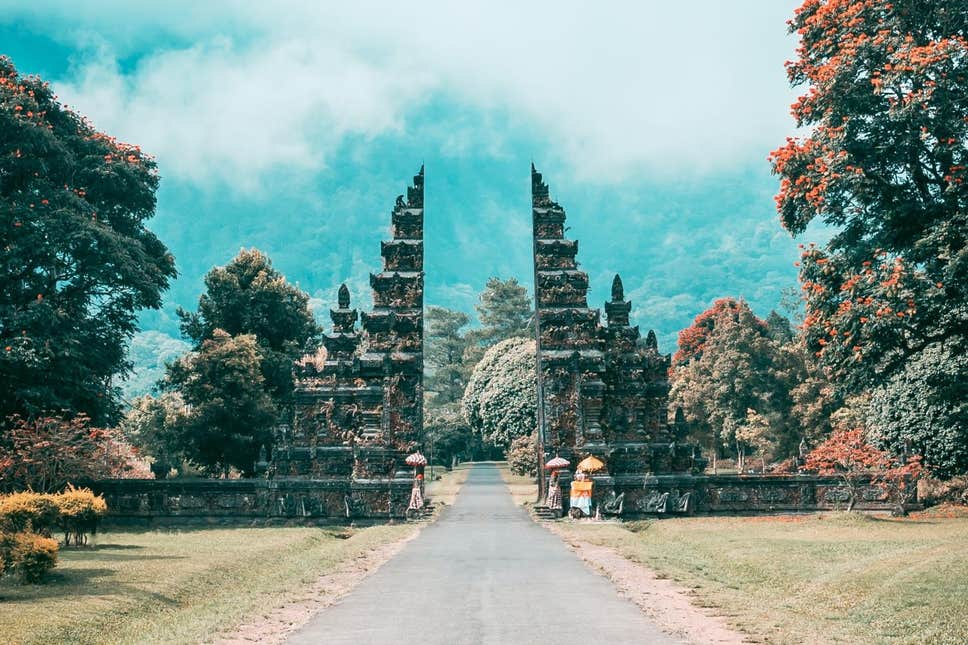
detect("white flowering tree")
[461,337,536,448]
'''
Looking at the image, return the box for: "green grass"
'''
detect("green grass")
[425,462,473,506]
[556,511,968,644]
[496,462,538,506]
[0,524,414,645]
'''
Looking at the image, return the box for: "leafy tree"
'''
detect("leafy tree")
[765,310,795,343]
[735,408,777,472]
[461,337,536,448]
[474,277,533,345]
[178,249,319,401]
[670,300,794,460]
[673,298,753,366]
[425,306,471,405]
[461,277,534,381]
[423,402,472,467]
[165,331,276,476]
[0,56,176,425]
[117,393,187,478]
[770,1,967,471]
[869,342,968,478]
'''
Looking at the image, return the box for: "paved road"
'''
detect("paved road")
[289,463,678,645]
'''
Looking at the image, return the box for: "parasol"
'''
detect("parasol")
[576,455,605,473]
[544,456,570,470]
[405,452,427,467]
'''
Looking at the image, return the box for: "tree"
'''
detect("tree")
[670,300,791,459]
[735,408,777,472]
[461,277,534,382]
[165,331,276,476]
[506,432,538,476]
[117,393,187,478]
[178,249,319,401]
[770,1,967,470]
[804,427,922,513]
[425,306,471,405]
[673,298,753,366]
[869,342,968,478]
[461,337,536,449]
[474,277,533,345]
[0,56,176,425]
[423,402,472,467]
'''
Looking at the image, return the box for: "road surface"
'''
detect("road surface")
[288,463,678,645]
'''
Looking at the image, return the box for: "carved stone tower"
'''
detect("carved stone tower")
[531,164,607,466]
[273,167,425,519]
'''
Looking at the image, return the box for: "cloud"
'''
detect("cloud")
[5,1,801,189]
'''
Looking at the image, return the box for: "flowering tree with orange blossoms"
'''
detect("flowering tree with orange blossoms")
[0,56,175,426]
[771,2,967,474]
[672,298,767,366]
[804,427,923,513]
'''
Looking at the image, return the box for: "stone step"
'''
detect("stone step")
[532,505,561,521]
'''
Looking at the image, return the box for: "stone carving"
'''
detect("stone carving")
[717,488,751,503]
[638,491,669,513]
[344,493,367,519]
[824,487,852,503]
[602,491,625,516]
[759,488,790,503]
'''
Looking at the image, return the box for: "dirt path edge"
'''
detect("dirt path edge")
[212,527,421,645]
[545,523,751,645]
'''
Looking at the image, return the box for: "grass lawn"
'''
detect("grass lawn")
[556,509,968,644]
[0,524,414,644]
[0,466,471,644]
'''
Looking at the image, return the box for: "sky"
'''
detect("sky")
[0,0,821,390]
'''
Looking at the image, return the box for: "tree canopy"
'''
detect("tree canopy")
[425,306,471,405]
[771,0,967,475]
[472,277,533,347]
[0,56,175,425]
[165,331,276,476]
[177,248,319,400]
[770,0,966,387]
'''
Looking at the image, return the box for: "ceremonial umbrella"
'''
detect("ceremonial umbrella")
[544,456,570,470]
[405,452,427,467]
[576,455,605,473]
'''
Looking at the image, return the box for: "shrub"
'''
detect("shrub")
[0,414,129,493]
[805,428,923,514]
[0,491,60,535]
[54,485,107,546]
[507,433,537,477]
[0,531,59,584]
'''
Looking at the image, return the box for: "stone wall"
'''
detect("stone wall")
[92,477,413,527]
[91,472,917,526]
[591,472,919,516]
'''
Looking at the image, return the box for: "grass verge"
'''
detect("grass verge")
[496,462,538,507]
[425,462,473,506]
[0,524,414,645]
[555,511,968,644]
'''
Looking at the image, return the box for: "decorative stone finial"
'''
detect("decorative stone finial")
[611,274,624,302]
[337,283,350,309]
[645,329,658,350]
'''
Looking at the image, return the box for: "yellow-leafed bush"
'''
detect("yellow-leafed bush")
[53,485,107,546]
[0,491,60,535]
[0,531,59,583]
